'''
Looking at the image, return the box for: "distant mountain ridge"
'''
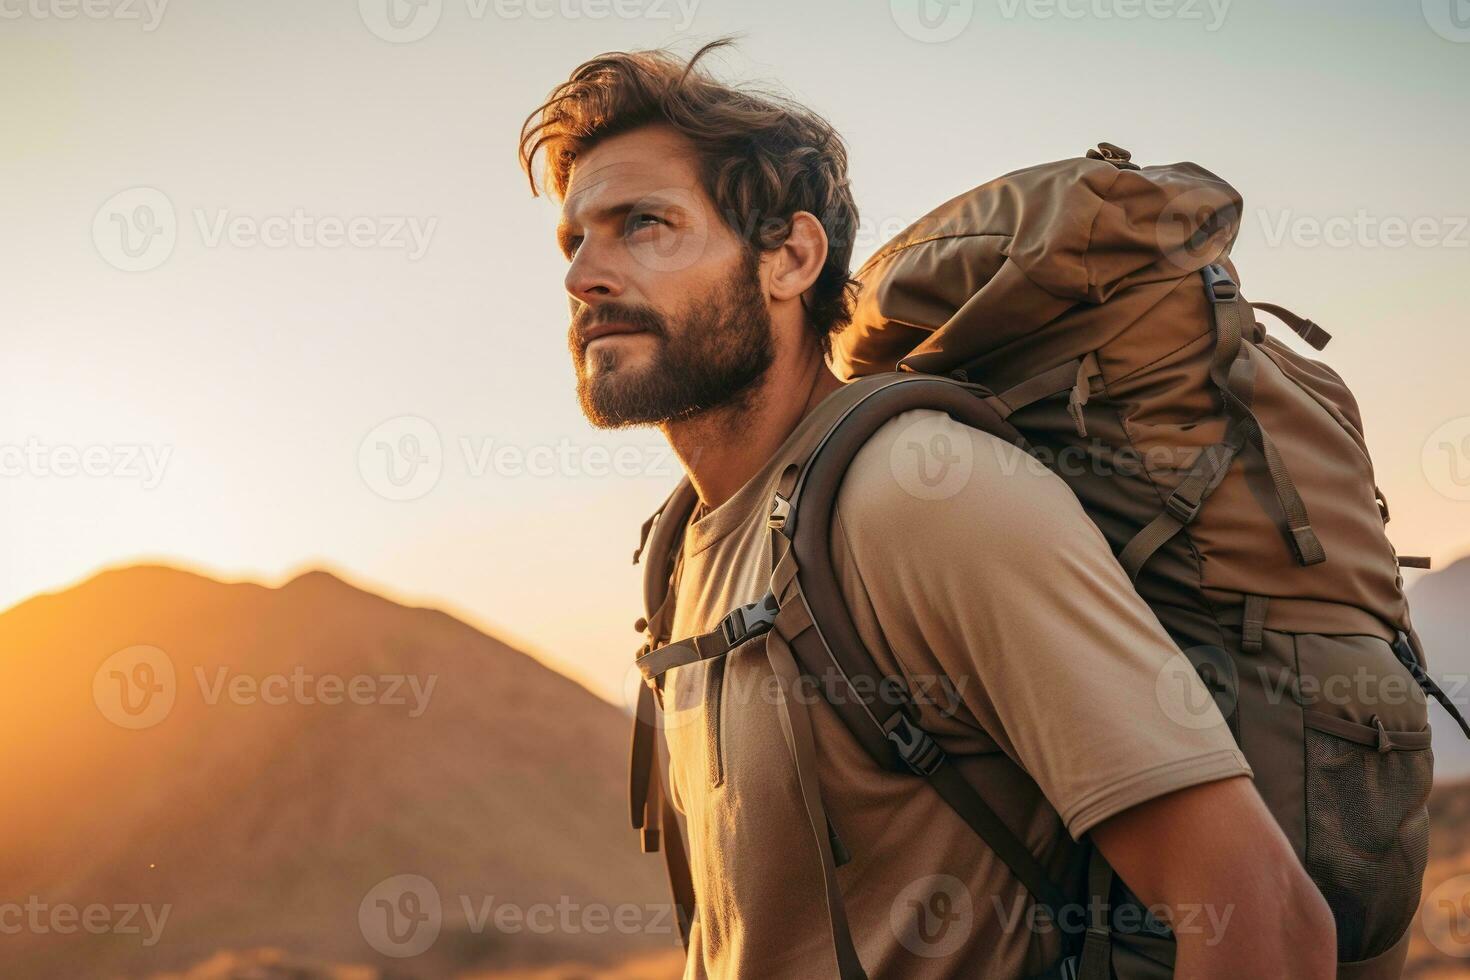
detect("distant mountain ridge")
[0,564,672,979]
[1409,557,1470,780]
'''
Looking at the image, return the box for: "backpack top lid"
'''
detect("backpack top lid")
[833,146,1244,382]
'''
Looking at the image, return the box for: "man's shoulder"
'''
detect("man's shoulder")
[834,406,1087,539]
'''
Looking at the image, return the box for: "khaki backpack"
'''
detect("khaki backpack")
[627,143,1469,980]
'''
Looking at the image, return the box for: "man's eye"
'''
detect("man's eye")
[629,213,665,231]
[566,236,582,257]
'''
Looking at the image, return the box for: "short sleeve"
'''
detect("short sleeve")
[831,408,1252,837]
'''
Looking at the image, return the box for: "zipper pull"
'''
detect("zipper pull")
[1067,353,1103,438]
[1372,715,1393,753]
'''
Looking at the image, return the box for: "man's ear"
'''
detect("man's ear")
[766,211,829,303]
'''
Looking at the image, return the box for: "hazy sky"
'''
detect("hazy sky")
[3,0,1468,704]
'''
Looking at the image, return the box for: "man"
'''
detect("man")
[520,40,1336,979]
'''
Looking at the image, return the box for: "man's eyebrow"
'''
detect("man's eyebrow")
[555,195,683,256]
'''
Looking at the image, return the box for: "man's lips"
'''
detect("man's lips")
[582,322,651,344]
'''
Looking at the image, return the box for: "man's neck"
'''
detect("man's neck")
[661,350,845,512]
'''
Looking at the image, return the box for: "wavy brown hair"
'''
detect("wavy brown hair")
[518,38,859,354]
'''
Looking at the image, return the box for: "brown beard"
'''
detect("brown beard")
[568,250,774,429]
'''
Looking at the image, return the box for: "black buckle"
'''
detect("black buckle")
[884,715,946,777]
[1165,488,1203,525]
[1200,263,1238,303]
[718,593,779,647]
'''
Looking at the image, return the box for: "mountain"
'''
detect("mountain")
[1409,557,1470,781]
[0,565,675,979]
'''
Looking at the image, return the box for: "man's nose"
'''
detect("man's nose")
[564,244,623,303]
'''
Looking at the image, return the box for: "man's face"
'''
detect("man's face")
[558,125,774,428]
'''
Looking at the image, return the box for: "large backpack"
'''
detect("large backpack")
[627,143,1470,980]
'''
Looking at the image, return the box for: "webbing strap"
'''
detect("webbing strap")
[1252,301,1332,351]
[628,683,696,946]
[637,592,780,682]
[1392,633,1470,741]
[767,531,868,980]
[652,755,695,945]
[768,630,869,978]
[1241,594,1270,653]
[922,756,1073,918]
[1206,271,1326,567]
[629,681,658,834]
[1075,847,1114,980]
[635,630,732,682]
[981,359,1083,420]
[1117,427,1247,581]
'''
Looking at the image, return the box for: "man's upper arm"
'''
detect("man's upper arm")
[831,408,1252,837]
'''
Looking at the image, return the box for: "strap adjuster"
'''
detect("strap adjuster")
[768,493,792,531]
[883,714,945,777]
[1200,263,1238,303]
[718,593,779,647]
[1164,488,1203,525]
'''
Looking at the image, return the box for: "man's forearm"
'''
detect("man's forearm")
[1169,870,1335,979]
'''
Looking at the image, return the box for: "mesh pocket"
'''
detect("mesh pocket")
[1304,725,1431,962]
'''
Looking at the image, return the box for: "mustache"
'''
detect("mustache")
[569,303,667,352]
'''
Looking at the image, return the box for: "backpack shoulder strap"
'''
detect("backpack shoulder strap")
[627,479,701,945]
[765,374,1107,976]
[630,374,1101,977]
[769,374,1075,909]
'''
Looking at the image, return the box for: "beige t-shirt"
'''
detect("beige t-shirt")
[659,388,1251,979]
